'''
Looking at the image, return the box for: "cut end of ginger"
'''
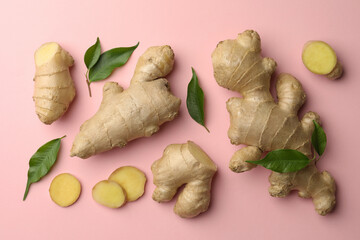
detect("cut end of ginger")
[109,166,146,202]
[302,41,337,75]
[92,180,126,208]
[35,42,60,66]
[49,173,81,207]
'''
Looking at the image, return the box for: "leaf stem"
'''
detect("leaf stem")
[85,71,92,97]
[23,181,30,201]
[204,125,210,133]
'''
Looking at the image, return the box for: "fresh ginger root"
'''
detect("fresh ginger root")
[109,166,147,202]
[151,141,217,218]
[302,41,343,79]
[92,180,127,208]
[49,173,81,207]
[70,46,181,159]
[212,30,336,215]
[33,42,76,124]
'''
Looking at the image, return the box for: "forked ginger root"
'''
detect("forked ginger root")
[49,173,81,207]
[71,46,181,159]
[152,141,217,218]
[109,166,146,202]
[33,42,76,124]
[211,30,336,215]
[302,41,343,79]
[92,180,126,208]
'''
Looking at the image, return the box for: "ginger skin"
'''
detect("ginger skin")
[33,42,76,124]
[71,46,181,159]
[212,30,336,215]
[151,141,217,218]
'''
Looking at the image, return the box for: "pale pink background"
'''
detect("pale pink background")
[1,0,360,239]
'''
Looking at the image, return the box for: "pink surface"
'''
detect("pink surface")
[1,0,360,239]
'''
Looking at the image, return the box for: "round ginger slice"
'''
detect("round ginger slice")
[109,166,147,202]
[49,173,81,207]
[302,41,342,79]
[92,180,126,208]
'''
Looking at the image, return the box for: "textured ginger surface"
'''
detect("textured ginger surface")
[152,141,217,218]
[71,46,181,159]
[211,30,336,215]
[33,42,76,124]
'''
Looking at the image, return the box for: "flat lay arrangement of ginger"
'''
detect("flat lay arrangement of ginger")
[25,30,341,218]
[71,45,181,159]
[33,42,76,124]
[211,30,336,215]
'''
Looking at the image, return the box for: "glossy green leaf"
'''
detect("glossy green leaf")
[247,149,310,173]
[186,67,209,132]
[89,42,139,82]
[84,37,101,69]
[23,136,65,200]
[311,120,327,156]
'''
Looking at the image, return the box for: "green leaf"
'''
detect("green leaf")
[84,37,101,69]
[311,120,327,156]
[247,149,310,173]
[89,42,139,82]
[186,67,209,132]
[23,136,65,201]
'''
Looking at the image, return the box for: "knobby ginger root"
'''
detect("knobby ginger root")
[109,166,146,202]
[302,41,343,79]
[92,180,126,208]
[71,46,181,159]
[33,42,76,124]
[49,173,81,207]
[151,141,217,218]
[211,30,336,215]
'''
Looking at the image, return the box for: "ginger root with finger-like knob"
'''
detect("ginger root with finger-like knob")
[211,30,336,215]
[151,141,217,218]
[71,46,181,159]
[33,42,76,124]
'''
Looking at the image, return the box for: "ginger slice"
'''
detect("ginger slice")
[109,166,146,202]
[302,41,342,79]
[49,173,81,207]
[92,180,126,208]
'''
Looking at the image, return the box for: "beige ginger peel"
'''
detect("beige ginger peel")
[71,46,181,159]
[33,42,76,124]
[152,141,217,218]
[211,30,336,215]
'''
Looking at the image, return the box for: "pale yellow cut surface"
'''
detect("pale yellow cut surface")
[109,166,147,202]
[302,41,337,75]
[35,42,59,66]
[92,180,126,208]
[49,173,81,207]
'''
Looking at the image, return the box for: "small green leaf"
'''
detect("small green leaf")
[186,67,209,132]
[89,42,139,82]
[247,149,310,173]
[84,37,101,69]
[23,136,65,201]
[311,120,327,156]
